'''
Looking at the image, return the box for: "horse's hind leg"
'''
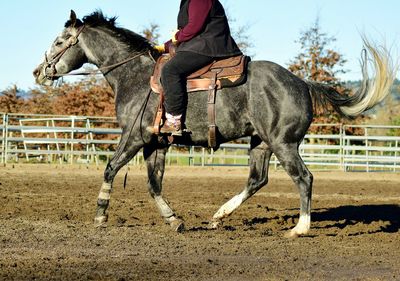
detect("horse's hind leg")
[94,142,142,227]
[211,137,272,228]
[272,143,313,238]
[143,145,184,232]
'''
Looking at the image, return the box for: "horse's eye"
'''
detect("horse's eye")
[55,40,63,46]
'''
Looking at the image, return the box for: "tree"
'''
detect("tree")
[221,1,254,56]
[0,85,26,113]
[25,88,54,114]
[288,18,348,90]
[288,18,368,133]
[230,23,253,55]
[49,78,115,117]
[141,23,161,44]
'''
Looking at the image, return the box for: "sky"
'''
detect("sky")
[0,0,399,90]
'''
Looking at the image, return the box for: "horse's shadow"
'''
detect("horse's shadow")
[187,204,400,235]
[310,204,400,234]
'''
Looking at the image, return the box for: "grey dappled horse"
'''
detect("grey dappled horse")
[34,11,396,237]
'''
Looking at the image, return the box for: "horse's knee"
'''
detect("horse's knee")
[292,169,313,186]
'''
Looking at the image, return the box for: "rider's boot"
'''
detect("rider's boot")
[160,113,182,136]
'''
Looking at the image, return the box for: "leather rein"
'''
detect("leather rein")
[44,25,151,79]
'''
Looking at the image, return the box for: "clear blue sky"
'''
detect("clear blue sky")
[0,0,399,90]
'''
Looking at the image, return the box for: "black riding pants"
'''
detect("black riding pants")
[161,51,214,116]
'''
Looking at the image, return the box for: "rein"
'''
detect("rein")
[44,24,152,79]
[50,51,149,78]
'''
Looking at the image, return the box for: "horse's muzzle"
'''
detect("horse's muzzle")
[33,63,54,86]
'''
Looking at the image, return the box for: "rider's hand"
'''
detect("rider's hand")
[171,30,179,45]
[154,44,165,53]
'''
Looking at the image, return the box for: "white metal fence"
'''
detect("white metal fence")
[1,113,399,172]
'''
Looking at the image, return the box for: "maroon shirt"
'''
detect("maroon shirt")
[175,0,213,42]
[164,0,213,51]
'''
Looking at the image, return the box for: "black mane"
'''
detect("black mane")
[66,10,152,52]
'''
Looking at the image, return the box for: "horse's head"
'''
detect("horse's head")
[33,10,88,86]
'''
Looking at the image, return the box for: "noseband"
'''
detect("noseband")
[44,25,85,79]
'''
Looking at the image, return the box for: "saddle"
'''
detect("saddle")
[150,53,250,148]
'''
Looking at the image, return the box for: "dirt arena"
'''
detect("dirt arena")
[0,164,399,281]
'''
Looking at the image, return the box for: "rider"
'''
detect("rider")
[154,0,242,136]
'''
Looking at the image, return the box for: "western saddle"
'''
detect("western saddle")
[150,53,249,148]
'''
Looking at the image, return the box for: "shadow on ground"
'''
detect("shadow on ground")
[312,204,400,233]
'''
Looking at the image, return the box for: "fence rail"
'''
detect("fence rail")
[1,113,399,172]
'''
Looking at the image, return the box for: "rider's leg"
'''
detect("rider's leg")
[160,51,214,135]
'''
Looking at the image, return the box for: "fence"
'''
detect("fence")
[1,113,399,172]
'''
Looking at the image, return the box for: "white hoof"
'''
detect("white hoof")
[284,229,301,238]
[94,215,108,228]
[166,217,185,233]
[284,214,310,238]
[209,219,222,229]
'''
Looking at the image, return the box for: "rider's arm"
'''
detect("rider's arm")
[175,0,213,42]
[161,0,213,53]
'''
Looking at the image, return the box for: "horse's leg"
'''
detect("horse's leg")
[211,137,272,228]
[94,142,142,227]
[143,145,184,232]
[272,143,313,238]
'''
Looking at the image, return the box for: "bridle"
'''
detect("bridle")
[43,24,154,80]
[44,25,85,80]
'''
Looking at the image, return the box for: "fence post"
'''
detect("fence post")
[201,147,205,167]
[395,140,398,172]
[3,114,8,164]
[340,124,344,172]
[70,116,75,164]
[189,146,193,166]
[19,118,29,162]
[1,114,6,164]
[365,127,369,172]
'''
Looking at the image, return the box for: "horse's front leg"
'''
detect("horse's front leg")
[94,142,142,227]
[144,145,184,232]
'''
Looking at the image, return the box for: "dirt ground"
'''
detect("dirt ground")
[0,164,399,281]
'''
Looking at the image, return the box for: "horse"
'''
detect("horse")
[33,10,396,238]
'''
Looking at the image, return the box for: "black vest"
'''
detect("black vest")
[177,0,242,57]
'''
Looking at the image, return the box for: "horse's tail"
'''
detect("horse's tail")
[306,37,397,118]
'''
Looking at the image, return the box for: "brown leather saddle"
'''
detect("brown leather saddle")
[150,54,250,148]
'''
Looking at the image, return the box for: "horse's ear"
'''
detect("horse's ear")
[70,10,77,27]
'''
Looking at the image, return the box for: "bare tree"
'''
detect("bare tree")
[141,23,161,44]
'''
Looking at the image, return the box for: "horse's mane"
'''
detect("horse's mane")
[65,10,152,52]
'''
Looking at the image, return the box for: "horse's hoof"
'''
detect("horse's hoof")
[284,230,299,239]
[284,229,308,238]
[171,220,185,233]
[94,215,108,228]
[208,219,222,229]
[166,217,185,233]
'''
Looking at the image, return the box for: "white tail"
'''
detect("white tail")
[340,37,398,116]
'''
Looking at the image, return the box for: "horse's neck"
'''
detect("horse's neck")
[80,27,154,93]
